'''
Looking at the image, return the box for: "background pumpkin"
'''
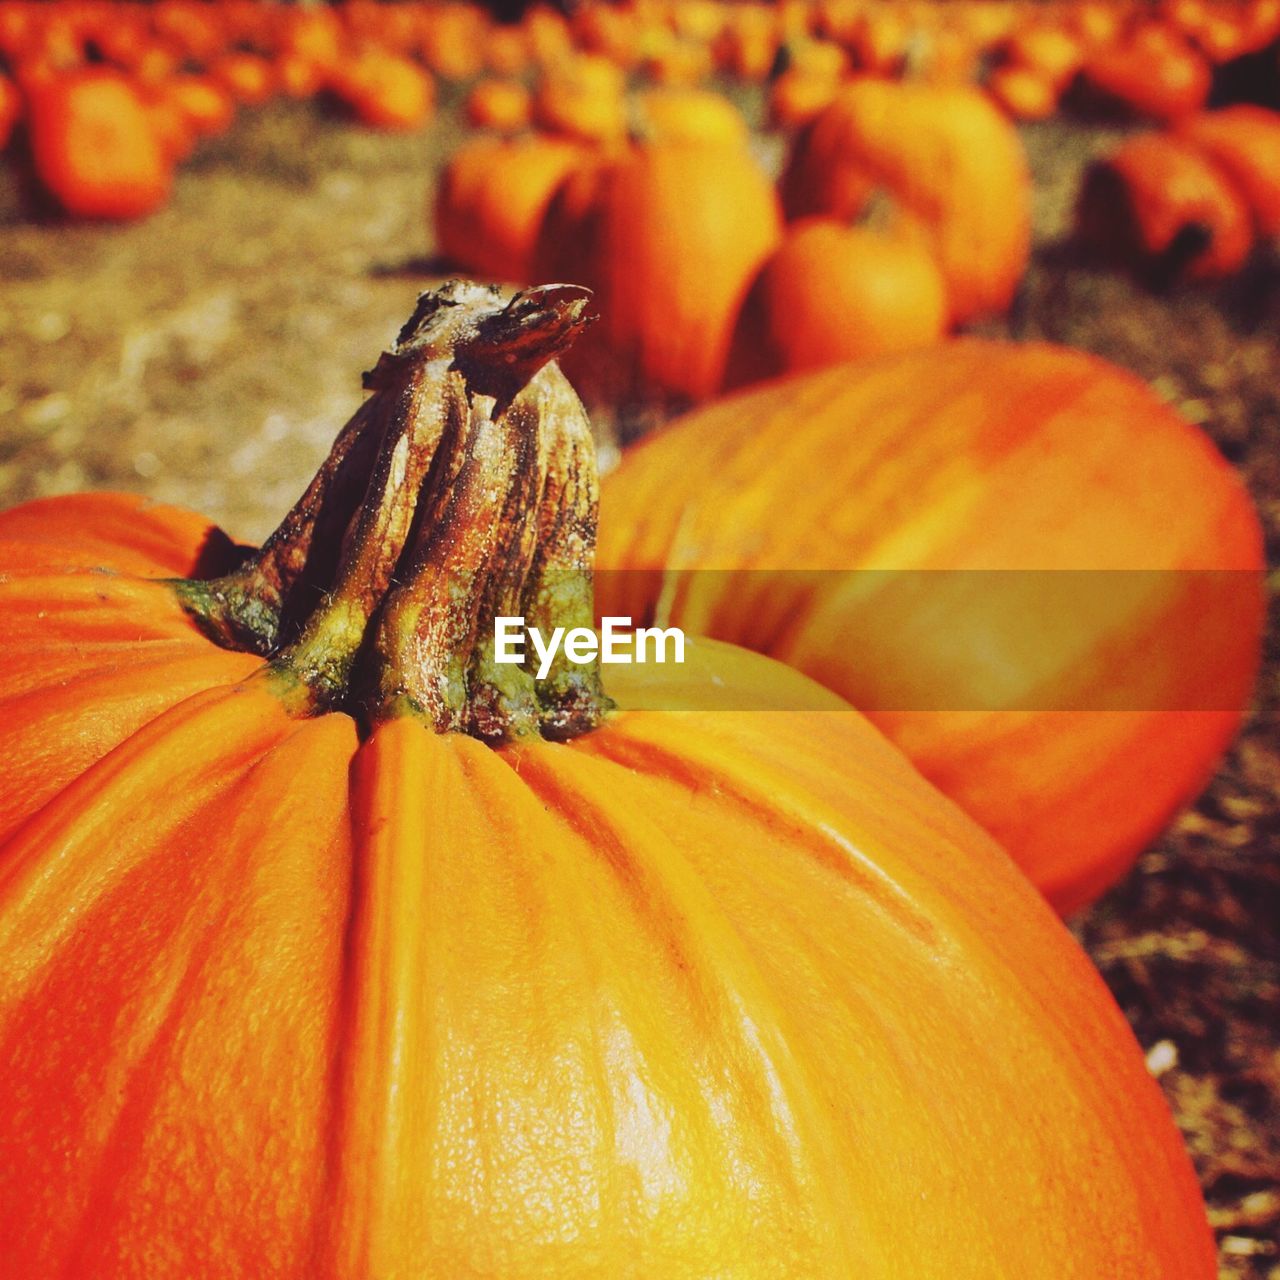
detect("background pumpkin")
[0,282,1216,1278]
[779,80,1032,325]
[1175,104,1280,238]
[1076,132,1255,282]
[724,217,948,388]
[26,68,171,219]
[596,340,1264,914]
[434,134,586,285]
[543,140,782,403]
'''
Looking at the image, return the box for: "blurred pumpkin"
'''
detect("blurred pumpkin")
[436,134,586,284]
[1078,25,1211,121]
[1077,132,1254,282]
[26,68,171,219]
[725,218,948,387]
[630,85,749,146]
[1176,105,1280,238]
[542,141,782,402]
[533,53,628,143]
[986,64,1058,122]
[331,49,435,131]
[597,340,1264,914]
[209,51,276,107]
[766,65,842,130]
[780,80,1032,325]
[464,77,532,133]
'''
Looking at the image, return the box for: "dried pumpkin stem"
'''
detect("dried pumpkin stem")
[176,280,611,743]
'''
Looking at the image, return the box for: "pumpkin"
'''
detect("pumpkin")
[532,53,628,144]
[1077,26,1211,122]
[331,49,435,131]
[766,64,842,130]
[724,218,948,388]
[0,280,1217,1277]
[986,64,1058,122]
[1175,105,1280,238]
[540,141,782,403]
[463,76,533,133]
[209,51,276,107]
[434,134,586,286]
[26,68,171,220]
[630,86,750,147]
[779,80,1032,325]
[1076,132,1255,283]
[998,24,1083,91]
[275,51,326,102]
[597,340,1264,914]
[166,72,235,140]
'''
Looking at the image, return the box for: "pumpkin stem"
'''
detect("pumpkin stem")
[176,280,611,743]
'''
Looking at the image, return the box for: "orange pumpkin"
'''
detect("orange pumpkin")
[166,72,235,140]
[0,281,1217,1277]
[766,65,842,130]
[0,71,22,148]
[630,86,750,147]
[986,64,1058,122]
[1176,105,1280,238]
[597,340,1264,913]
[780,80,1032,325]
[463,76,533,133]
[1078,26,1211,122]
[998,24,1083,91]
[331,50,435,131]
[1077,132,1255,282]
[542,141,782,403]
[532,53,628,143]
[435,134,586,284]
[209,51,276,107]
[26,68,171,220]
[725,218,948,387]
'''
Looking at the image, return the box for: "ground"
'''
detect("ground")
[1,84,1277,1276]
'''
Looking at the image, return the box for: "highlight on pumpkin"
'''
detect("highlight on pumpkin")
[2,0,1279,1272]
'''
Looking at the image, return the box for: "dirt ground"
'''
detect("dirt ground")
[1,86,1278,1276]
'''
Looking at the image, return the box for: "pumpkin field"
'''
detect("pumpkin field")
[0,0,1278,1276]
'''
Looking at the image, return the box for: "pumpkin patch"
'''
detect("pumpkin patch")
[2,0,1279,1271]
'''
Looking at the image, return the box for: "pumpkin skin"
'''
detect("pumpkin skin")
[597,340,1264,913]
[464,77,533,133]
[0,284,1218,1277]
[0,498,1216,1279]
[779,80,1032,325]
[986,64,1059,122]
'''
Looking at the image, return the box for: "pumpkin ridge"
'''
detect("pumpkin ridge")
[571,713,947,951]
[0,650,264,842]
[0,685,297,992]
[511,739,869,1274]
[1,714,355,1278]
